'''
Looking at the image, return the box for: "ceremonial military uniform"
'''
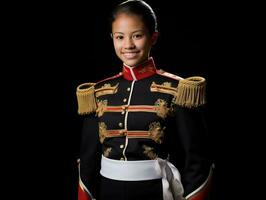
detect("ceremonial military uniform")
[77,58,213,200]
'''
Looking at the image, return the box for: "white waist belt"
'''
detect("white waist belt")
[100,155,184,200]
[100,155,162,181]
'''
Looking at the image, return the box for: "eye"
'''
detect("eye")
[133,34,143,39]
[115,35,124,40]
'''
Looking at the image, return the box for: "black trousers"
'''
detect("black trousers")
[99,176,163,200]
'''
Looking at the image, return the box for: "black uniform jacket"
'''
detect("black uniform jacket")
[77,57,213,200]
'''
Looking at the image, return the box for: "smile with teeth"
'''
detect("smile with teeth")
[123,52,138,59]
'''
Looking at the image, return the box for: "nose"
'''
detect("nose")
[124,37,135,49]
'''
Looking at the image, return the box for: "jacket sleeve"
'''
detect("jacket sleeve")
[169,77,214,200]
[173,106,213,200]
[78,114,101,200]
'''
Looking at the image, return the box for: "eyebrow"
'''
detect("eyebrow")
[113,30,143,35]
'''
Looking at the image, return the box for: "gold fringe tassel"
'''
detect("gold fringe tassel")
[76,83,97,114]
[175,76,206,108]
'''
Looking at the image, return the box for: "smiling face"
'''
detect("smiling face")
[112,13,157,67]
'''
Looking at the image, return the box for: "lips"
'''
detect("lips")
[123,51,139,59]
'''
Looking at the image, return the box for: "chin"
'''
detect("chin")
[124,60,139,67]
[123,57,146,67]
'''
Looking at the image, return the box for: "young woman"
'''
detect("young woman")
[76,1,213,200]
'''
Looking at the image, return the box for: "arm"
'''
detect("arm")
[174,106,213,200]
[76,83,101,200]
[171,76,214,200]
[78,114,101,200]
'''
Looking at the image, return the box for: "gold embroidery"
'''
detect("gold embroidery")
[155,99,169,119]
[162,82,172,87]
[150,82,177,96]
[98,122,107,143]
[142,145,157,159]
[138,67,147,74]
[98,122,165,144]
[103,147,112,157]
[95,83,119,97]
[96,100,108,117]
[148,122,165,144]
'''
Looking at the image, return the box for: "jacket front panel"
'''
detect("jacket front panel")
[95,74,179,161]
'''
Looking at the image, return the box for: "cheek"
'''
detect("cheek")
[137,39,151,50]
[113,41,122,52]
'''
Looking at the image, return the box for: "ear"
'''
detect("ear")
[151,32,159,45]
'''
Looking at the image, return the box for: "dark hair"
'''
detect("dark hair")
[110,0,158,35]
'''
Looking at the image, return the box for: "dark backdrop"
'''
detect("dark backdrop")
[4,1,237,200]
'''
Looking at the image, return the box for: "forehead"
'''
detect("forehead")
[112,13,146,33]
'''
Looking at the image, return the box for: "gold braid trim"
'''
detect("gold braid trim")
[150,82,177,96]
[175,76,206,108]
[76,83,97,114]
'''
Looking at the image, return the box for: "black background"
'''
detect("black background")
[3,1,255,199]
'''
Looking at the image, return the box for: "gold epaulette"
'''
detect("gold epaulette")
[76,82,97,115]
[174,76,206,108]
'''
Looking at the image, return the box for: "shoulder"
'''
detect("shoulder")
[174,76,207,108]
[75,72,122,115]
[156,69,206,108]
[156,69,183,81]
[96,72,123,86]
[76,72,122,93]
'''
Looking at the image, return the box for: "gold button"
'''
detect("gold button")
[127,87,130,91]
[119,122,123,127]
[120,157,124,160]
[120,144,124,148]
[123,98,127,102]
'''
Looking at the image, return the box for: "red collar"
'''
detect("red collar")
[122,57,157,81]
